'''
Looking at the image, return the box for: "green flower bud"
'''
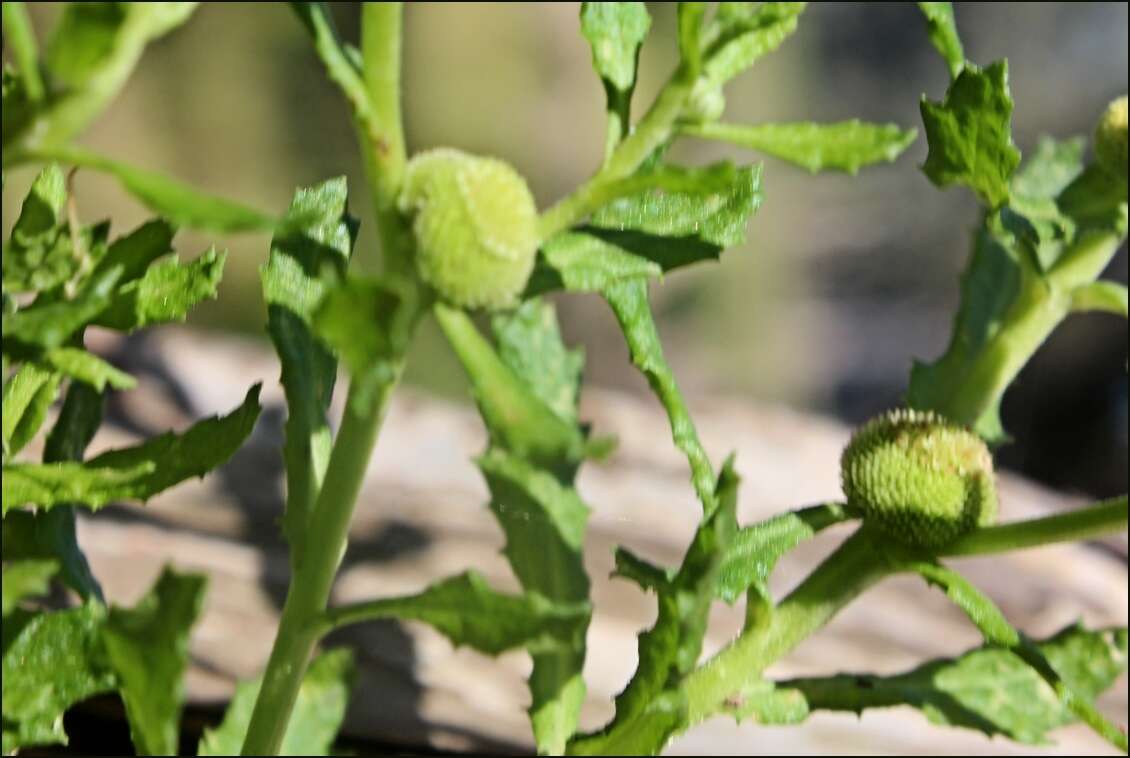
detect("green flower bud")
[398,148,539,310]
[841,408,997,550]
[1094,96,1128,179]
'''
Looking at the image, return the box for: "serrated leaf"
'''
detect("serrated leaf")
[1,265,122,352]
[2,384,262,514]
[92,247,226,331]
[263,177,355,569]
[491,299,584,425]
[41,347,136,391]
[198,648,355,757]
[917,3,964,79]
[684,120,917,174]
[572,461,740,755]
[329,571,588,657]
[1,604,116,754]
[909,561,1128,751]
[2,363,61,460]
[920,60,1021,208]
[90,218,177,284]
[701,2,805,87]
[715,503,849,604]
[2,164,75,294]
[17,145,278,232]
[1,560,58,617]
[580,2,650,98]
[732,624,1128,745]
[101,566,207,756]
[531,164,761,297]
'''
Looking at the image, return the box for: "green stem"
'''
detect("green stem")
[2,2,44,102]
[681,528,900,725]
[538,69,695,243]
[941,496,1128,556]
[358,2,414,278]
[240,372,402,755]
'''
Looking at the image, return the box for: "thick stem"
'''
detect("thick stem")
[240,373,401,755]
[681,528,899,725]
[941,496,1128,556]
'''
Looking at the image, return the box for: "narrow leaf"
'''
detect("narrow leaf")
[2,384,262,514]
[41,347,136,391]
[101,567,207,756]
[580,2,651,110]
[198,648,355,757]
[917,3,964,79]
[325,571,588,656]
[701,2,805,87]
[2,363,61,460]
[18,145,278,232]
[263,177,355,567]
[491,299,584,425]
[683,120,917,174]
[1071,280,1128,317]
[2,266,122,352]
[93,247,226,331]
[920,60,1021,208]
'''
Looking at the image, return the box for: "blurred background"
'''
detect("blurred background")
[4,2,1128,497]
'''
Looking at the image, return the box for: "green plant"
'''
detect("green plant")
[2,3,1127,757]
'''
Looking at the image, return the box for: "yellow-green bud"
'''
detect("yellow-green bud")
[841,408,997,550]
[685,80,726,123]
[398,148,539,311]
[1094,96,1128,179]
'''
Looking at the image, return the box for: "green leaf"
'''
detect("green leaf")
[908,561,1128,752]
[101,566,207,756]
[1,604,116,754]
[327,571,588,656]
[920,60,1021,208]
[734,624,1128,745]
[17,145,278,232]
[2,3,44,103]
[2,164,74,295]
[715,503,850,604]
[2,384,262,514]
[20,3,197,149]
[41,347,136,391]
[917,3,964,79]
[1071,280,1128,317]
[2,65,35,146]
[612,547,676,593]
[579,2,651,104]
[682,120,917,174]
[701,2,805,87]
[531,164,761,295]
[1011,136,1086,200]
[311,273,417,415]
[2,363,61,460]
[91,218,177,285]
[2,265,122,352]
[491,299,584,425]
[262,177,355,568]
[1,560,58,617]
[198,648,355,757]
[570,461,740,755]
[93,247,226,331]
[604,279,716,509]
[435,304,589,473]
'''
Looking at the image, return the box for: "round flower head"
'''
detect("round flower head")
[1094,96,1127,179]
[841,408,998,549]
[398,148,539,311]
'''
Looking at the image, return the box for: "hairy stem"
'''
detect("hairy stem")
[240,372,402,755]
[941,496,1128,556]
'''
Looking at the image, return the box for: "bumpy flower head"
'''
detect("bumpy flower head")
[1094,96,1128,179]
[841,408,998,549]
[398,148,539,310]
